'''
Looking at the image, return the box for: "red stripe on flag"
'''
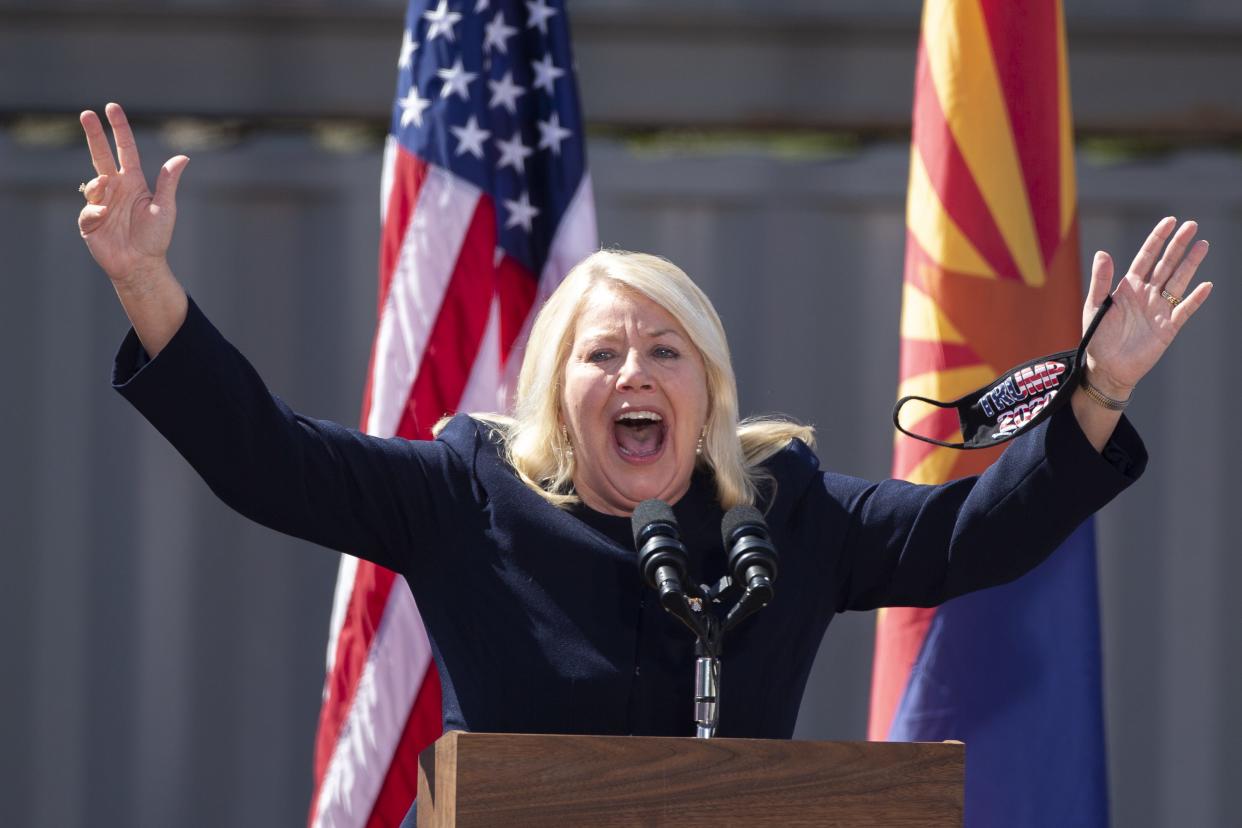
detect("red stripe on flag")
[979,1,1062,266]
[913,40,1022,282]
[396,197,499,439]
[310,564,399,800]
[365,663,444,828]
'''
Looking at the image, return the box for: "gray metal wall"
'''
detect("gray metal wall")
[2,1,1240,825]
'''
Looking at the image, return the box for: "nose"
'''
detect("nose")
[616,348,653,391]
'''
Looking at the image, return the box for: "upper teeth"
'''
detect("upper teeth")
[616,411,662,423]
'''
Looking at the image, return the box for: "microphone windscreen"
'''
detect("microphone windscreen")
[632,498,676,547]
[721,505,766,548]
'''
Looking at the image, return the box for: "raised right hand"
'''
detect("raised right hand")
[78,102,189,287]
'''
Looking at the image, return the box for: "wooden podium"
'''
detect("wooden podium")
[417,731,963,826]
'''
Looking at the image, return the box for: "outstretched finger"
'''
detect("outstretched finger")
[105,102,143,172]
[1086,250,1114,314]
[1171,281,1213,330]
[80,110,119,177]
[1128,216,1176,282]
[1150,220,1198,288]
[1163,239,1209,300]
[152,155,190,212]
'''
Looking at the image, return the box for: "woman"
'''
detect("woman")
[79,103,1211,738]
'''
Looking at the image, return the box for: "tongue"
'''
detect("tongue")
[615,422,663,457]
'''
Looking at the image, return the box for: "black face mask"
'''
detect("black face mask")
[892,296,1113,450]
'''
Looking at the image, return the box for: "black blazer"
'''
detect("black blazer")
[114,299,1146,738]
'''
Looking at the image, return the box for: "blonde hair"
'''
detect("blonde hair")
[454,250,814,510]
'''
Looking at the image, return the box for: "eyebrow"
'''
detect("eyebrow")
[577,327,684,341]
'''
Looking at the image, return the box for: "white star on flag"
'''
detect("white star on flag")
[475,0,490,12]
[537,112,573,155]
[437,58,478,100]
[398,28,417,69]
[397,87,431,128]
[423,0,462,42]
[496,131,534,174]
[483,11,518,55]
[531,54,565,95]
[525,0,558,36]
[503,190,540,232]
[488,71,526,114]
[450,115,491,159]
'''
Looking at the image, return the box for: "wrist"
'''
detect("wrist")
[1081,369,1132,410]
[1082,358,1135,399]
[112,258,173,295]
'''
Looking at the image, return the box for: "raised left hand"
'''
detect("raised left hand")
[1082,217,1213,399]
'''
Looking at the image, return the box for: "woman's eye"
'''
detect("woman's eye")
[653,346,679,359]
[588,349,615,363]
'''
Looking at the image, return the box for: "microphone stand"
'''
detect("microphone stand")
[693,612,722,738]
[632,501,778,740]
[678,573,773,739]
[650,585,727,739]
[683,576,739,739]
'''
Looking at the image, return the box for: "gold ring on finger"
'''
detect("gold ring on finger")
[1161,289,1183,308]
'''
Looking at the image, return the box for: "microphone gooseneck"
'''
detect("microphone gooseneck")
[630,500,782,739]
[632,499,720,737]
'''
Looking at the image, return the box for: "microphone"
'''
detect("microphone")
[632,499,691,614]
[721,506,779,629]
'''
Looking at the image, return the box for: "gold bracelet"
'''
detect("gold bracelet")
[1081,375,1130,411]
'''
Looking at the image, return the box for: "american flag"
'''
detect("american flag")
[307,1,596,824]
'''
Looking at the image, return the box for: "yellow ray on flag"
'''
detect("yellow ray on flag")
[905,444,962,486]
[899,281,969,344]
[907,147,996,279]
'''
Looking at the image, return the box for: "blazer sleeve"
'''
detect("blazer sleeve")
[824,402,1147,612]
[112,297,474,574]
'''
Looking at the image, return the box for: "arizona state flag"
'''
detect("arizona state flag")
[869,1,1107,825]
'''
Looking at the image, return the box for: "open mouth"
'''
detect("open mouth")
[613,410,667,462]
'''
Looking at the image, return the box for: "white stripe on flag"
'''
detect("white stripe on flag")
[379,135,397,226]
[310,582,432,828]
[542,174,598,294]
[367,167,482,437]
[457,296,504,415]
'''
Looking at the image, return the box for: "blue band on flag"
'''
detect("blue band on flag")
[890,521,1108,827]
